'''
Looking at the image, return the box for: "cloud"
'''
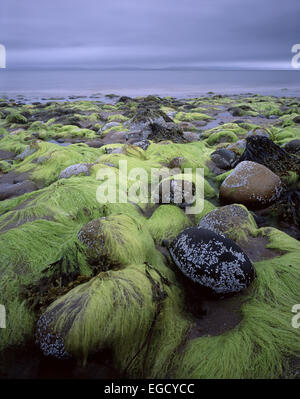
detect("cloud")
[1,0,300,69]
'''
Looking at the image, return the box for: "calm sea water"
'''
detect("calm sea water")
[0,69,300,99]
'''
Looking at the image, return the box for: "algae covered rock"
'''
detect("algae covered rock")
[169,227,255,295]
[35,263,187,374]
[219,161,283,210]
[198,204,257,241]
[5,112,28,124]
[78,214,158,269]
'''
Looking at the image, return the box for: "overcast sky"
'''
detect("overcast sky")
[1,0,299,69]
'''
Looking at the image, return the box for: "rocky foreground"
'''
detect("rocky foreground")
[0,93,300,378]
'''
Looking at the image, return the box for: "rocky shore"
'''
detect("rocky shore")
[0,92,300,378]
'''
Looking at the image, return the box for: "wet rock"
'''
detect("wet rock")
[100,121,121,133]
[85,140,104,148]
[100,130,129,145]
[104,147,122,154]
[226,139,246,153]
[117,96,134,104]
[219,161,283,210]
[0,180,37,201]
[15,146,37,161]
[183,131,200,142]
[178,122,196,131]
[228,106,252,117]
[59,163,90,179]
[129,140,150,151]
[245,128,270,139]
[284,139,300,154]
[210,149,236,170]
[0,150,15,161]
[293,116,300,124]
[168,157,185,169]
[169,227,255,295]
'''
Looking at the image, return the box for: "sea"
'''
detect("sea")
[0,69,300,100]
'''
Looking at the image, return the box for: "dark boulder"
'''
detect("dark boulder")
[169,227,256,295]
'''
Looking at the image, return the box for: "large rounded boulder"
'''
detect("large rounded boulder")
[219,161,282,210]
[169,227,255,295]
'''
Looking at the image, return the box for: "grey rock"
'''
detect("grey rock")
[59,163,90,179]
[211,149,236,170]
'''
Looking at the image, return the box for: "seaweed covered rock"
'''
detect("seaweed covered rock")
[219,161,283,210]
[125,104,185,142]
[198,204,257,242]
[5,112,28,124]
[35,263,187,374]
[147,122,185,143]
[273,189,300,230]
[235,136,300,176]
[169,227,255,295]
[78,214,158,269]
[127,104,172,134]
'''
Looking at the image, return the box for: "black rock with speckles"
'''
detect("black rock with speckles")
[169,228,255,296]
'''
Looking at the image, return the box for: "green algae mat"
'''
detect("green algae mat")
[0,94,300,378]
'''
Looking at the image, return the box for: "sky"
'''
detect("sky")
[0,0,299,70]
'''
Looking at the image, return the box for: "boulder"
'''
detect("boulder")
[169,227,255,295]
[219,161,283,210]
